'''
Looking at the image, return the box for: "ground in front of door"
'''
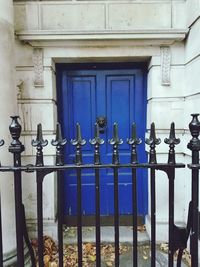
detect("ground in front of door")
[31,227,190,266]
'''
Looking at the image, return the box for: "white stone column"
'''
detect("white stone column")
[0,0,18,264]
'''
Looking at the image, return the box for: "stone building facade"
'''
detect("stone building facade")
[0,0,199,265]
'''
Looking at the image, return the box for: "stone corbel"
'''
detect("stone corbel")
[161,46,171,86]
[32,48,44,87]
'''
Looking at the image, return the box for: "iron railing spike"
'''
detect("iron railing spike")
[146,122,161,146]
[127,123,142,146]
[89,123,104,165]
[52,123,67,147]
[132,123,137,140]
[56,123,62,142]
[95,123,99,138]
[89,123,104,146]
[108,123,123,164]
[76,123,82,143]
[150,122,156,141]
[32,123,48,147]
[126,123,142,164]
[169,122,175,139]
[145,122,161,164]
[164,122,180,146]
[51,123,67,166]
[164,122,180,164]
[71,123,86,165]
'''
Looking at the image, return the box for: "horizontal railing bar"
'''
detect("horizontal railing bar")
[188,164,200,169]
[0,163,185,172]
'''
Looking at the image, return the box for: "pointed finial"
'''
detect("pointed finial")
[127,123,142,164]
[164,122,180,164]
[127,123,142,146]
[165,122,180,145]
[145,123,161,164]
[71,123,86,165]
[108,123,123,164]
[145,123,161,146]
[51,123,67,166]
[89,123,104,146]
[52,123,67,147]
[89,123,104,165]
[32,124,48,166]
[71,123,86,146]
[32,124,48,148]
[108,123,123,146]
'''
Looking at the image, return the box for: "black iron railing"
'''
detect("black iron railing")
[0,114,199,267]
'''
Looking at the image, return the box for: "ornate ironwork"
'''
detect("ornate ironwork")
[145,122,161,164]
[127,123,142,164]
[32,123,48,166]
[52,123,67,166]
[71,123,86,165]
[89,123,104,165]
[164,122,180,164]
[108,123,123,164]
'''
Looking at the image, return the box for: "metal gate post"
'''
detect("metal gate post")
[187,113,200,267]
[9,116,25,267]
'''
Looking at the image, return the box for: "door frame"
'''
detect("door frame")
[56,62,148,225]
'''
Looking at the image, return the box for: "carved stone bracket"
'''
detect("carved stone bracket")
[161,46,171,86]
[33,48,44,87]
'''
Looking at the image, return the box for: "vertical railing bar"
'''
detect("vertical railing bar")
[164,122,180,267]
[21,204,36,266]
[145,123,161,267]
[191,169,199,266]
[0,140,4,267]
[32,123,48,267]
[9,117,25,267]
[108,123,123,267]
[114,166,119,267]
[77,168,83,267]
[132,168,138,267]
[127,123,141,267]
[187,114,200,267]
[57,170,63,267]
[150,168,156,267]
[168,169,175,267]
[36,172,44,267]
[90,123,104,267]
[14,168,24,267]
[52,123,67,267]
[71,123,86,267]
[95,168,101,267]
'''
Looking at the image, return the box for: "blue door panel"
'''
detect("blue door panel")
[59,67,147,216]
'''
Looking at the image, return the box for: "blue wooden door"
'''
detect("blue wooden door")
[58,66,147,217]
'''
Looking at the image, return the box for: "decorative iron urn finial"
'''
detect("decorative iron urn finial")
[9,116,24,154]
[187,113,200,152]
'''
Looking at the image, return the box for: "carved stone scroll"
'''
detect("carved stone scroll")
[161,46,171,86]
[33,48,44,87]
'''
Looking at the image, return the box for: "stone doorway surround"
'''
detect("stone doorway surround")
[15,28,188,245]
[13,0,189,252]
